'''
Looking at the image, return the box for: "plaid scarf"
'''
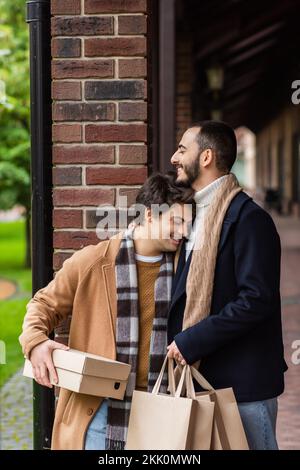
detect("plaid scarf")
[105,227,173,450]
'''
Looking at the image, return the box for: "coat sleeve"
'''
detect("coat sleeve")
[174,208,281,364]
[19,253,80,359]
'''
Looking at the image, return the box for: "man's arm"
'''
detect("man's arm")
[174,208,281,365]
[19,252,80,359]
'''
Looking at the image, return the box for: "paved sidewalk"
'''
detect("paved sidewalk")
[273,215,300,450]
[0,369,33,450]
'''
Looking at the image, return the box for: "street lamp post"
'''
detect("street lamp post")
[26,0,54,450]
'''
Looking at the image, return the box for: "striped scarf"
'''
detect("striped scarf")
[105,227,173,450]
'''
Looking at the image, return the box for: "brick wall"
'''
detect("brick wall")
[51,0,149,274]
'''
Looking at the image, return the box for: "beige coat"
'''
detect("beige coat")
[20,234,180,450]
[19,236,124,450]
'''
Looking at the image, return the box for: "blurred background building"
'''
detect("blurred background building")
[173,0,300,215]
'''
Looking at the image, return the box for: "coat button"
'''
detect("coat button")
[87,408,94,416]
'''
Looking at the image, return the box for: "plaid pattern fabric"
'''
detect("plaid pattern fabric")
[105,227,173,450]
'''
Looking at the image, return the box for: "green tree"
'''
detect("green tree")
[0,0,31,267]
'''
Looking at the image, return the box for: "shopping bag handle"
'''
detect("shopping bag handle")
[153,363,212,399]
[185,367,196,399]
[186,366,215,395]
[174,365,187,398]
[152,355,177,396]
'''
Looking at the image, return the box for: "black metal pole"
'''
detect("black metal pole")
[26,0,54,450]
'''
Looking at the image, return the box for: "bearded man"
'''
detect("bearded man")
[167,120,287,450]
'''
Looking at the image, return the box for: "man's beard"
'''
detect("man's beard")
[176,157,200,187]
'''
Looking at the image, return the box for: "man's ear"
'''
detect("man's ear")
[200,148,214,168]
[144,207,152,223]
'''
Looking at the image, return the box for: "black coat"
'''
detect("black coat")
[167,192,287,402]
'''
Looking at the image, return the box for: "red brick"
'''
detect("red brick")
[53,231,98,249]
[53,167,82,186]
[53,124,82,143]
[52,60,113,79]
[53,188,115,206]
[53,103,115,121]
[86,166,147,185]
[52,81,81,101]
[51,16,113,36]
[85,124,147,143]
[85,80,146,100]
[85,37,146,57]
[119,145,147,164]
[86,208,134,229]
[118,188,140,207]
[119,58,146,78]
[52,38,81,58]
[118,15,147,35]
[85,0,147,14]
[53,145,115,164]
[53,251,73,271]
[86,208,115,229]
[119,102,147,121]
[53,209,83,228]
[51,0,81,15]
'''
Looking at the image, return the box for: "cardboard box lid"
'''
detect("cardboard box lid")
[52,349,131,381]
[23,359,128,399]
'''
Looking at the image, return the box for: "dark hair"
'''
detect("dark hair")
[136,171,194,211]
[192,120,237,172]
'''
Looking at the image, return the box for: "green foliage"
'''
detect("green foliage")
[0,220,30,274]
[0,220,32,386]
[0,298,31,386]
[0,0,30,212]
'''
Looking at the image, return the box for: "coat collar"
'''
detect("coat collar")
[102,231,123,262]
[98,233,124,339]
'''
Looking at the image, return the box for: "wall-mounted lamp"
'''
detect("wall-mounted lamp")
[206,63,224,120]
[206,64,224,91]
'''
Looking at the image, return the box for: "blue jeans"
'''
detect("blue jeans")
[84,399,108,450]
[238,398,279,450]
